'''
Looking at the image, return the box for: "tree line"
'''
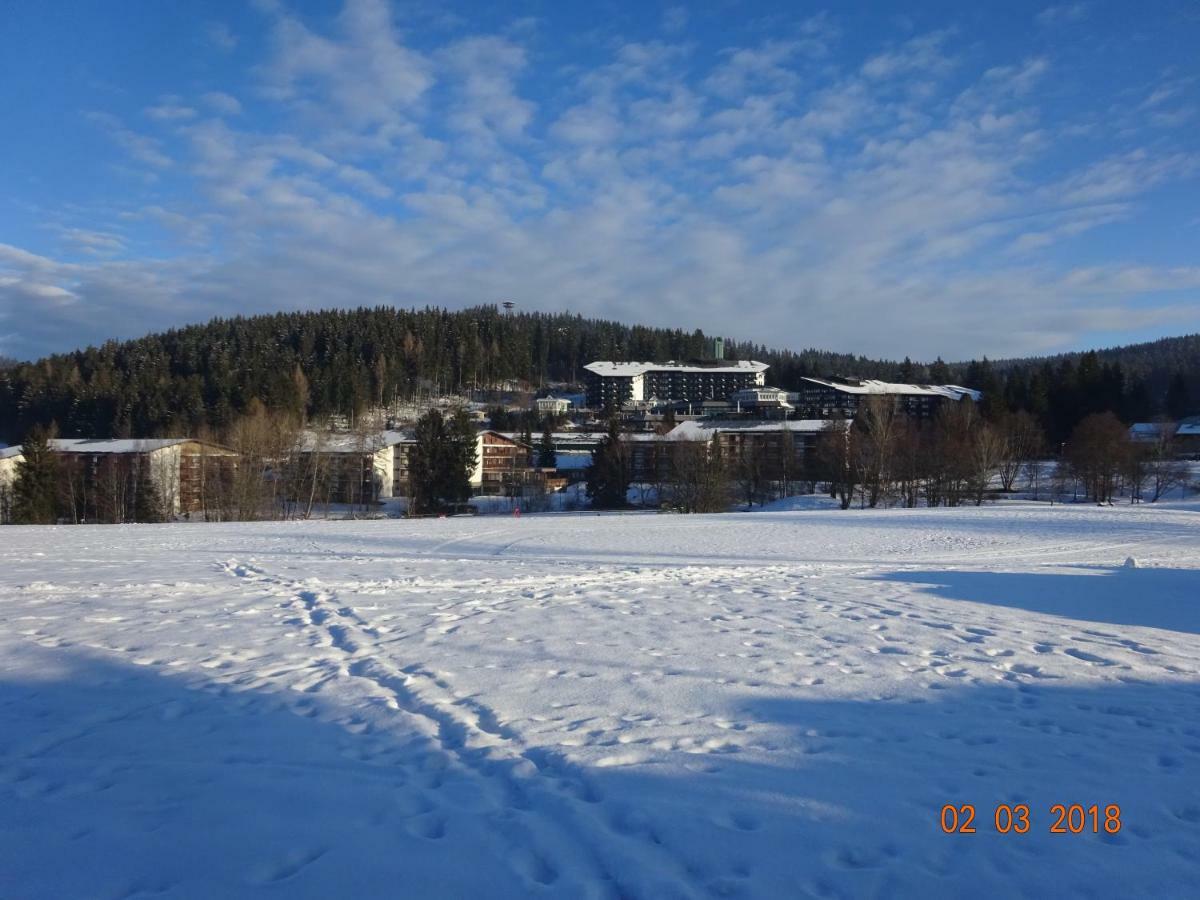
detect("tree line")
[3,404,482,525]
[2,304,1196,451]
[584,400,1195,515]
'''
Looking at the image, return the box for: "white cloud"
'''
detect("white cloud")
[207,21,239,52]
[145,98,197,121]
[439,36,535,142]
[201,92,243,116]
[704,41,804,99]
[258,0,431,127]
[86,112,172,169]
[1058,150,1195,204]
[57,227,127,256]
[861,32,953,81]
[7,7,1199,362]
[662,7,688,35]
[551,99,623,145]
[1036,4,1088,26]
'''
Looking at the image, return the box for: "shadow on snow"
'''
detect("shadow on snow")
[871,566,1200,635]
[1,645,1198,899]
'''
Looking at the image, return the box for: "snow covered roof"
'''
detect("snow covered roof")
[50,438,193,454]
[3,439,225,458]
[663,420,837,441]
[1130,422,1200,438]
[731,386,793,407]
[1130,423,1169,435]
[297,429,415,453]
[585,360,769,377]
[801,377,982,401]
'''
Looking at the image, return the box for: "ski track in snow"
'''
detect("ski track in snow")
[1,503,1199,898]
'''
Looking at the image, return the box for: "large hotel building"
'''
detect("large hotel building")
[584,360,768,408]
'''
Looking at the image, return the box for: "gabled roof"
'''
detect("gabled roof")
[51,438,193,453]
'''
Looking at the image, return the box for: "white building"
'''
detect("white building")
[0,438,238,519]
[295,430,415,502]
[535,396,573,416]
[730,386,794,415]
[0,446,21,523]
[584,360,768,408]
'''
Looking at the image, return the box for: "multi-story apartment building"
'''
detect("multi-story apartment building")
[625,420,835,483]
[793,377,981,420]
[584,360,768,409]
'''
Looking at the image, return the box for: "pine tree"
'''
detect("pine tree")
[929,357,951,384]
[658,406,677,434]
[538,421,557,469]
[132,458,165,523]
[1166,371,1191,419]
[409,410,447,515]
[586,418,628,509]
[444,408,478,506]
[13,423,60,524]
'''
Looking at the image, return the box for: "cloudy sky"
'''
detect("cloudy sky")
[1,0,1198,362]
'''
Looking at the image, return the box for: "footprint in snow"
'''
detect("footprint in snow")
[249,848,327,885]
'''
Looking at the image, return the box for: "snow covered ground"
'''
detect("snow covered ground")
[1,504,1198,898]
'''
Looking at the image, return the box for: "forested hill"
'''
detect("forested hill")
[0,305,1196,445]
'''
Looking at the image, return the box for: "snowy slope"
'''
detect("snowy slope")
[1,505,1198,898]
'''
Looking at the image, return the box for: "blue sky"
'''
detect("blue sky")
[1,0,1197,362]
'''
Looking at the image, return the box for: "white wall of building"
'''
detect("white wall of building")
[147,445,183,516]
[373,446,395,499]
[470,434,485,487]
[0,454,22,492]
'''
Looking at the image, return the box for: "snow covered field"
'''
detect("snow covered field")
[1,505,1198,899]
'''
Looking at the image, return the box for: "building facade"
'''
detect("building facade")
[473,431,533,495]
[57,439,240,518]
[0,446,20,523]
[793,377,981,420]
[1,438,239,521]
[584,360,768,409]
[535,396,572,416]
[293,430,413,506]
[624,420,834,483]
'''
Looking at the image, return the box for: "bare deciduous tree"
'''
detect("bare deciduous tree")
[1065,412,1128,504]
[855,396,900,508]
[667,438,730,513]
[816,417,856,510]
[995,410,1044,493]
[1144,422,1189,502]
